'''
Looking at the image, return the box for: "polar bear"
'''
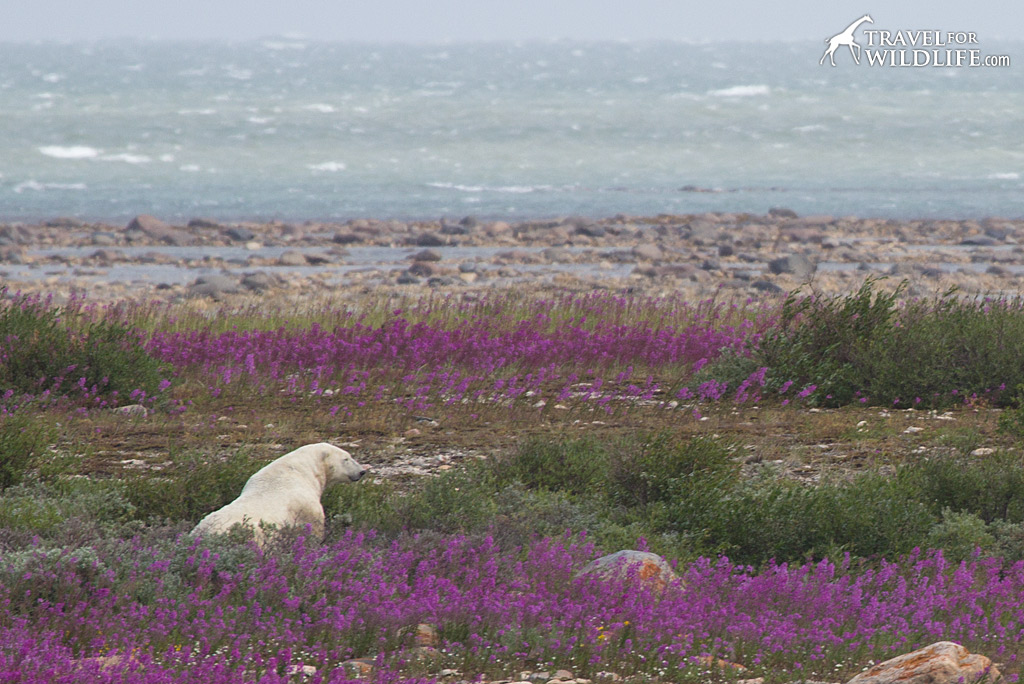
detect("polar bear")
[191,442,369,544]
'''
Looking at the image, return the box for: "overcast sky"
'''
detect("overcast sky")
[3,0,1021,43]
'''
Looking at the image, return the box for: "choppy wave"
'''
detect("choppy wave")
[38,145,100,159]
[427,182,554,194]
[307,161,346,172]
[708,84,771,97]
[13,180,87,193]
[100,153,151,164]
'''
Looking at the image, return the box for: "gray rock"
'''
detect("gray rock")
[769,207,799,219]
[415,232,446,247]
[632,243,664,261]
[127,214,194,246]
[44,217,84,228]
[278,251,308,266]
[686,221,719,245]
[575,223,606,238]
[440,220,469,235]
[410,249,442,262]
[959,236,997,246]
[459,215,480,228]
[332,231,361,245]
[717,243,735,257]
[396,272,422,285]
[458,262,479,273]
[407,261,439,277]
[91,231,119,246]
[576,550,681,594]
[768,254,816,279]
[0,247,27,264]
[305,252,331,265]
[542,247,573,263]
[225,226,256,242]
[188,217,222,229]
[113,404,149,418]
[187,274,241,299]
[0,225,32,245]
[428,276,460,287]
[751,280,784,294]
[241,272,278,292]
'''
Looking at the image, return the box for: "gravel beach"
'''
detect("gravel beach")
[2,211,1023,303]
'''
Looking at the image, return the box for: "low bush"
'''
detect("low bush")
[758,280,1024,409]
[487,435,609,496]
[0,293,171,407]
[906,451,1024,523]
[925,508,996,562]
[0,413,51,490]
[607,433,738,508]
[660,470,934,565]
[125,447,260,523]
[757,278,902,407]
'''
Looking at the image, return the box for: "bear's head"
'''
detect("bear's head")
[321,444,370,484]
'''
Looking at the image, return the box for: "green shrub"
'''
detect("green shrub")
[906,451,1024,524]
[757,278,903,407]
[925,508,996,562]
[0,478,140,561]
[0,294,171,406]
[487,486,603,550]
[0,413,51,490]
[487,435,609,496]
[607,433,739,508]
[989,520,1024,562]
[376,468,497,536]
[324,479,396,536]
[685,348,763,398]
[756,280,1024,409]
[864,294,1024,409]
[125,448,260,523]
[683,471,934,565]
[997,385,1024,440]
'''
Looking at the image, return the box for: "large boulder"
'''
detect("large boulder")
[187,274,241,299]
[575,550,681,594]
[632,243,664,262]
[278,250,308,266]
[768,253,816,280]
[224,226,256,242]
[126,215,194,246]
[845,642,1001,684]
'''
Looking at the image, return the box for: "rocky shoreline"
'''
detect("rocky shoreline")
[2,210,1023,302]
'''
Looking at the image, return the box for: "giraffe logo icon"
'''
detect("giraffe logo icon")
[820,14,874,66]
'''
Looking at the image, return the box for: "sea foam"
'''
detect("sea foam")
[708,84,771,97]
[307,161,346,172]
[38,145,100,159]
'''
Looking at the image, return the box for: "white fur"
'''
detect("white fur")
[191,442,369,544]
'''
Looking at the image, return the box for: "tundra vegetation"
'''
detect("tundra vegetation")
[2,280,1024,683]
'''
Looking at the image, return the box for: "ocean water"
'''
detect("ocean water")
[1,40,1022,222]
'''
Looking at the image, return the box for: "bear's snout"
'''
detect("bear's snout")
[351,466,370,482]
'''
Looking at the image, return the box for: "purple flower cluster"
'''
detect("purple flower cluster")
[141,293,775,415]
[2,533,1022,683]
